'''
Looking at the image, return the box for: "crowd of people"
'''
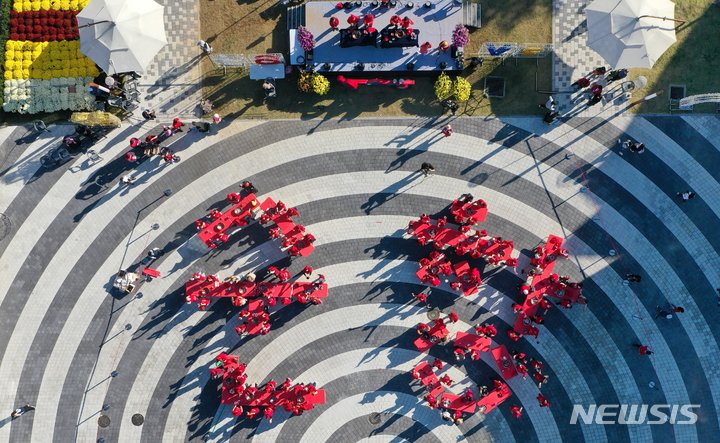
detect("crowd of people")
[211,353,322,420]
[124,117,185,165]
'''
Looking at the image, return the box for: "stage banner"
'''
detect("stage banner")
[478,42,518,59]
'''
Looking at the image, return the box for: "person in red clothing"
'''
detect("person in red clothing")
[510,405,523,418]
[557,299,572,309]
[329,16,339,29]
[283,403,293,412]
[432,358,443,370]
[401,16,414,28]
[129,137,141,147]
[537,394,551,408]
[260,323,271,334]
[450,281,462,292]
[440,375,453,386]
[280,378,292,391]
[172,117,184,132]
[484,324,497,337]
[231,405,243,416]
[464,389,474,403]
[447,312,459,323]
[264,381,277,392]
[210,367,223,379]
[633,344,653,355]
[198,298,211,310]
[507,330,521,341]
[428,275,440,286]
[390,14,401,25]
[277,269,291,281]
[511,351,527,363]
[539,298,553,311]
[511,303,523,314]
[530,358,543,370]
[300,266,313,279]
[269,227,282,239]
[413,292,428,305]
[516,364,528,379]
[493,380,506,391]
[275,201,287,212]
[304,233,316,243]
[235,374,247,386]
[347,14,360,25]
[469,349,480,360]
[425,394,438,408]
[264,406,275,422]
[417,323,430,335]
[441,125,453,137]
[454,348,466,360]
[234,324,247,335]
[195,220,207,230]
[419,214,431,224]
[519,284,532,295]
[436,217,447,228]
[411,369,421,379]
[533,371,549,388]
[246,407,260,419]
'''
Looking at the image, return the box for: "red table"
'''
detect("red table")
[408,220,465,248]
[453,261,481,296]
[513,313,540,338]
[477,386,512,413]
[479,240,515,261]
[529,235,564,283]
[451,199,488,224]
[454,332,491,353]
[198,194,258,247]
[491,345,519,380]
[414,323,450,352]
[413,362,444,397]
[440,393,477,413]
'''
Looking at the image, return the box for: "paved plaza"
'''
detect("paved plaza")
[1,113,719,443]
[1,0,720,442]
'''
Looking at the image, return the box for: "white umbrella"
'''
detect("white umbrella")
[76,0,168,74]
[585,0,681,69]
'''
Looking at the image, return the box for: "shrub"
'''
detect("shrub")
[434,72,452,100]
[311,72,329,95]
[453,77,471,101]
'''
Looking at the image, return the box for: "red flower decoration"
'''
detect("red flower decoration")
[9,33,19,40]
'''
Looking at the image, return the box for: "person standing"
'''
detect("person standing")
[510,405,523,418]
[198,40,213,54]
[632,343,653,355]
[441,125,453,137]
[421,162,435,176]
[11,405,35,418]
[654,306,673,319]
[142,109,156,120]
[677,191,696,202]
[539,96,557,111]
[302,266,313,279]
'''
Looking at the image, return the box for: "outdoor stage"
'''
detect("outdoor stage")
[299,0,464,72]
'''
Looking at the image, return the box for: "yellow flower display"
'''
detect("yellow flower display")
[13,0,89,11]
[4,41,99,80]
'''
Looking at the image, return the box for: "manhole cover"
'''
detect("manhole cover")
[485,77,506,98]
[368,412,381,425]
[669,85,686,100]
[427,308,440,320]
[98,415,110,428]
[131,413,144,426]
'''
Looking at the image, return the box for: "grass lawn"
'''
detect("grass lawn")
[199,0,552,119]
[628,0,720,114]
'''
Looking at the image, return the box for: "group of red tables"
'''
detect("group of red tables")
[412,356,512,416]
[450,198,488,225]
[259,197,315,257]
[195,193,315,257]
[197,194,259,247]
[512,235,582,340]
[214,354,325,419]
[185,275,328,335]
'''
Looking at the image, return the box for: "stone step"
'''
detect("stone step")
[462,1,481,28]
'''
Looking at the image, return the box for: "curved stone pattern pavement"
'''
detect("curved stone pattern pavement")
[0,116,718,443]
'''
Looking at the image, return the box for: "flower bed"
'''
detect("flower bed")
[2,0,97,113]
[9,10,79,42]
